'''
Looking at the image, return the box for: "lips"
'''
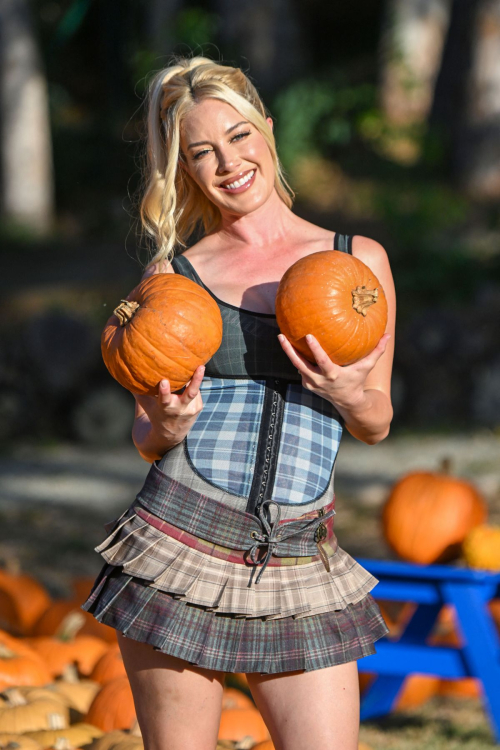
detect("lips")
[218,169,255,190]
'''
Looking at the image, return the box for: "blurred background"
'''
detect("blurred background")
[1,2,500,746]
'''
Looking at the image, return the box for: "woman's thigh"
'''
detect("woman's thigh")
[246,660,360,750]
[117,632,225,750]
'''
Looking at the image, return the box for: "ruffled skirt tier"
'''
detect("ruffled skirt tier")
[82,503,388,674]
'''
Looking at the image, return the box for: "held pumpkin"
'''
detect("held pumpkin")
[275,250,388,366]
[382,459,487,565]
[101,274,223,395]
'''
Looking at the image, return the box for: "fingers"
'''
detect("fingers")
[278,333,336,378]
[303,334,340,376]
[158,379,173,407]
[182,365,205,401]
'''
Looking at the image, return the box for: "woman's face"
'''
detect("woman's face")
[179,98,276,216]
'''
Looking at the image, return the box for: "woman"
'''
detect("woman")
[83,56,395,750]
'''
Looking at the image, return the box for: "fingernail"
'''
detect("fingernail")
[160,379,168,388]
[277,334,284,342]
[306,334,312,341]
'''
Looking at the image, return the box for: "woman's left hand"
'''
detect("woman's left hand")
[278,332,392,410]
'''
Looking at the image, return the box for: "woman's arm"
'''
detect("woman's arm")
[278,236,396,445]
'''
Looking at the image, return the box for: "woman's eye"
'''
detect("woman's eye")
[231,131,250,142]
[193,149,211,160]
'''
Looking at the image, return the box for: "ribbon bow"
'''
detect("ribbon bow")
[248,500,335,584]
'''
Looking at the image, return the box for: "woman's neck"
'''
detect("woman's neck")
[216,189,299,250]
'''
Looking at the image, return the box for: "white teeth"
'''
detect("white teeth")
[223,170,254,189]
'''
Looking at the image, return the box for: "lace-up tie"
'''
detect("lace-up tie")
[248,500,336,584]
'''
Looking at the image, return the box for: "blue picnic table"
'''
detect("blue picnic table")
[357,558,500,742]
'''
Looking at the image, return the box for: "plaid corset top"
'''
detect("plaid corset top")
[166,233,352,515]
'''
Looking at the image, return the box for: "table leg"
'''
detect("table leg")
[361,602,442,721]
[443,583,500,744]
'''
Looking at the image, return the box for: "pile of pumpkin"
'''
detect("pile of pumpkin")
[0,567,376,750]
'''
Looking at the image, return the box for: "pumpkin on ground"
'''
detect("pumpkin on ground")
[24,723,103,748]
[85,730,142,750]
[26,613,108,678]
[218,708,270,744]
[0,733,42,750]
[395,675,441,710]
[221,689,254,711]
[0,634,51,691]
[89,645,126,685]
[101,274,223,395]
[32,602,116,644]
[275,250,388,366]
[0,687,69,733]
[47,665,100,716]
[85,677,135,732]
[0,563,51,636]
[462,525,500,570]
[382,459,487,564]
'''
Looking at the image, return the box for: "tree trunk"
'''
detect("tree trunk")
[379,0,453,126]
[458,0,500,199]
[0,0,54,234]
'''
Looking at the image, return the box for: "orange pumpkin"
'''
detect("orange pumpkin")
[101,274,223,395]
[221,688,254,710]
[31,602,116,644]
[0,563,51,636]
[218,708,270,744]
[382,459,487,564]
[26,613,108,678]
[0,633,51,691]
[438,678,481,699]
[395,675,440,710]
[275,250,388,366]
[89,644,126,685]
[84,677,135,732]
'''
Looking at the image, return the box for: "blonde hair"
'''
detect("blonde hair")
[139,56,294,269]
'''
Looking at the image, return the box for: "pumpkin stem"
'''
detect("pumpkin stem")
[113,299,140,326]
[440,457,452,475]
[130,719,142,737]
[54,739,73,750]
[0,643,17,659]
[351,286,379,316]
[56,611,85,642]
[2,688,27,706]
[235,738,255,750]
[60,663,79,683]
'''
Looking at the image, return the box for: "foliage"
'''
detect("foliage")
[272,74,376,167]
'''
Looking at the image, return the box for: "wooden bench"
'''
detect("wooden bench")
[357,558,500,742]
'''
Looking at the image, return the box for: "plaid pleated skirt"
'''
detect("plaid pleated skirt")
[82,494,389,675]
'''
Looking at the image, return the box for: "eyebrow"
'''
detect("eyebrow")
[187,121,250,149]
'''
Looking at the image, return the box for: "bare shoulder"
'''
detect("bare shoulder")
[140,258,174,281]
[351,234,390,271]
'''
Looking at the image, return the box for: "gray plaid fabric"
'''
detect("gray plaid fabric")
[94,505,378,619]
[186,378,343,505]
[273,384,343,505]
[186,378,265,498]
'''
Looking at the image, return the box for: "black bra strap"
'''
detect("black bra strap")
[171,254,205,285]
[333,233,353,254]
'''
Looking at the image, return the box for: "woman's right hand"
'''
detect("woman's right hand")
[132,365,205,462]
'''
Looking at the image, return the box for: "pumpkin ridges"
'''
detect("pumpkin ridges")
[276,251,387,366]
[102,274,222,395]
[382,465,487,564]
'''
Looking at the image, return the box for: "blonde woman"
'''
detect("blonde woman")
[83,57,395,750]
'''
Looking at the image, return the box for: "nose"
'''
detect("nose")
[216,145,241,174]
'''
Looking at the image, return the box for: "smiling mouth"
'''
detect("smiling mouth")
[218,169,255,190]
